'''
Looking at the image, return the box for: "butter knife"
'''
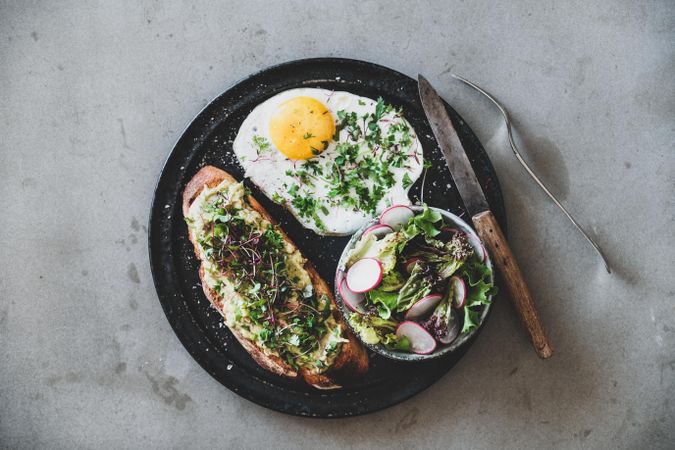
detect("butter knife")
[418,75,553,359]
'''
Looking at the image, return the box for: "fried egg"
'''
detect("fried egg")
[233,88,424,235]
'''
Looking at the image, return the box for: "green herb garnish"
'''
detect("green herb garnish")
[252,135,270,155]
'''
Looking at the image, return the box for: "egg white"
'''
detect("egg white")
[233,88,424,235]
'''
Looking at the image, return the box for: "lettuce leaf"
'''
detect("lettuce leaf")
[382,333,411,351]
[367,288,399,319]
[408,233,474,279]
[395,263,432,312]
[350,318,381,344]
[462,307,482,333]
[438,259,464,279]
[380,269,405,292]
[422,294,460,344]
[458,259,497,333]
[346,232,403,268]
[345,233,379,266]
[400,204,443,241]
[374,234,405,290]
[349,314,399,345]
[347,231,407,291]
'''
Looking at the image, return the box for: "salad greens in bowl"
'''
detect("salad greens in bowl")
[335,204,497,361]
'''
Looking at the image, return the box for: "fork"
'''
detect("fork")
[450,73,611,273]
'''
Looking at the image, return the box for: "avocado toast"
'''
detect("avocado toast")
[183,166,368,389]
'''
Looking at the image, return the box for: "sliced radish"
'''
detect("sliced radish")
[339,279,367,314]
[450,276,467,309]
[441,226,460,235]
[466,233,486,262]
[396,321,437,354]
[335,269,345,288]
[404,294,443,320]
[363,224,394,239]
[346,258,383,293]
[404,257,422,273]
[438,309,460,344]
[379,205,414,231]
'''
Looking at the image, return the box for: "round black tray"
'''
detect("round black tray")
[148,58,506,417]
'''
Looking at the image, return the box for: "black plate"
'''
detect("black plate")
[149,58,506,417]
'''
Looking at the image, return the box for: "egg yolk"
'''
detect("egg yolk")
[269,97,335,160]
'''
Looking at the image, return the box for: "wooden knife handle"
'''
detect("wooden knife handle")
[472,210,553,359]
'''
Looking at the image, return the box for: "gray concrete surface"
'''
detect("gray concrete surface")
[1,1,673,448]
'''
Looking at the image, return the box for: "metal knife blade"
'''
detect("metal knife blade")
[418,75,490,217]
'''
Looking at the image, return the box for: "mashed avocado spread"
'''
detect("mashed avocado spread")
[186,180,346,373]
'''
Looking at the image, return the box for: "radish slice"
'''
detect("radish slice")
[479,242,487,262]
[335,269,345,288]
[404,257,422,273]
[466,233,486,262]
[379,205,414,231]
[438,309,460,344]
[450,276,467,309]
[405,294,443,320]
[396,321,437,354]
[363,224,394,239]
[339,279,366,314]
[441,226,460,235]
[346,258,383,293]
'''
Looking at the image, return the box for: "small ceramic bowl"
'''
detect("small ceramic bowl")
[334,205,494,361]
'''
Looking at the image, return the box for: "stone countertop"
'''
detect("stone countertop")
[1,1,673,448]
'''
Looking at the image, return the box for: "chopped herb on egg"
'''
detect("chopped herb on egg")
[252,135,270,155]
[402,173,413,189]
[287,184,327,231]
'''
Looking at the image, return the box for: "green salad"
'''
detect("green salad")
[338,205,497,355]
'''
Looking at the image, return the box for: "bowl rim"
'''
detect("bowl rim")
[334,205,495,361]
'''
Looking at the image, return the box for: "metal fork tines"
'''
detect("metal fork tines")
[450,73,611,273]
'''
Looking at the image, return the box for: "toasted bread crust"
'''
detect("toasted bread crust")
[183,165,368,388]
